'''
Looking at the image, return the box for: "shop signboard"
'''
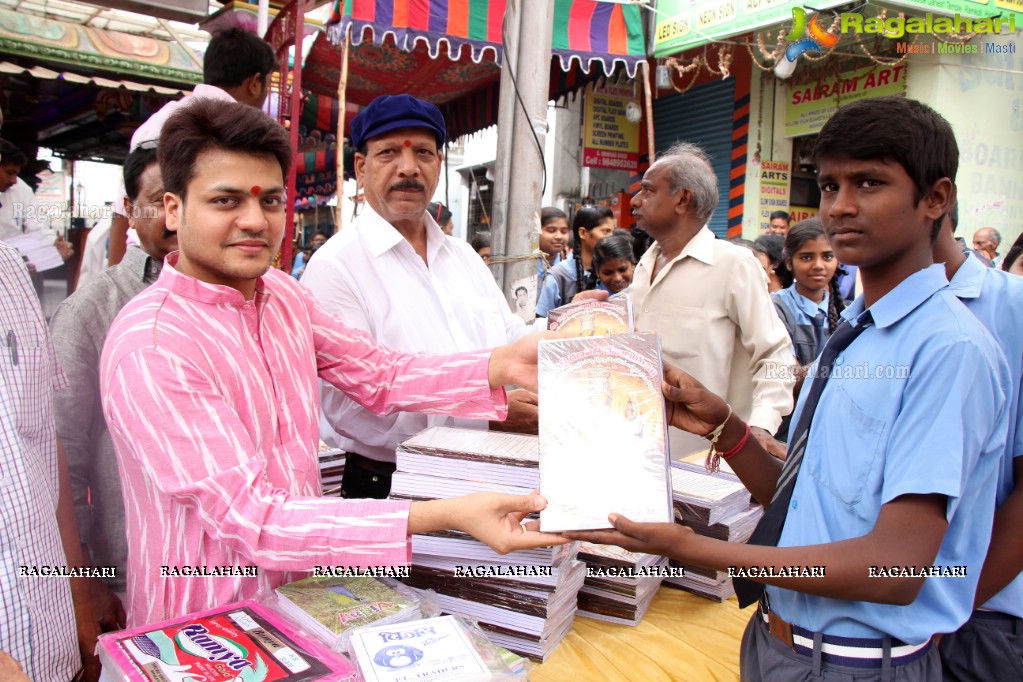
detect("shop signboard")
[582,82,640,171]
[784,63,907,137]
[789,205,819,223]
[652,0,847,57]
[758,161,791,232]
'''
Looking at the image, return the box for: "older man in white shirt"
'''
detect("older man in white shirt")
[302,95,538,498]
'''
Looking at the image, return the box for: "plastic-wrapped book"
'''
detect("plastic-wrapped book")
[538,331,673,531]
[275,576,421,650]
[96,600,357,681]
[546,292,633,336]
[348,615,504,682]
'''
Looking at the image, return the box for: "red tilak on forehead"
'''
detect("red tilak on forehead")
[404,139,412,147]
[250,186,261,196]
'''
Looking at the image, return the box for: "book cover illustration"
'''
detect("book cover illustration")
[538,332,673,532]
[97,600,355,682]
[348,615,492,682]
[276,576,419,637]
[546,293,632,336]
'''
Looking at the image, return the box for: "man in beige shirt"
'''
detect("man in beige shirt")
[629,142,794,459]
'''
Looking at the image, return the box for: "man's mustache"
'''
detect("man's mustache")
[390,180,425,193]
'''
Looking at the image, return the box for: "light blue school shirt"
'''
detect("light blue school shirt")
[772,285,831,360]
[766,264,1010,643]
[948,252,1023,618]
[535,254,608,316]
[773,285,831,331]
[537,252,562,278]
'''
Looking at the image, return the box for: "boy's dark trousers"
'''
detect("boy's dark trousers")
[939,611,1023,681]
[740,609,941,681]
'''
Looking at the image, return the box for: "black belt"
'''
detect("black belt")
[345,452,395,476]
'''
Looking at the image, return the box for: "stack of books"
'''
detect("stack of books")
[392,427,585,662]
[669,464,754,528]
[96,600,357,681]
[274,575,422,651]
[317,444,346,495]
[664,463,764,601]
[575,543,668,626]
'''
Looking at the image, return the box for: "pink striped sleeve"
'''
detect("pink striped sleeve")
[308,298,509,421]
[105,347,412,570]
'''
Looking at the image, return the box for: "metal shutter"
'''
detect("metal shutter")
[652,78,735,238]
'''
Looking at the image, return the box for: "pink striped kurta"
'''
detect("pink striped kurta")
[100,254,507,626]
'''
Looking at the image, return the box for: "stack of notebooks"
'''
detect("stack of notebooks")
[274,575,421,651]
[392,427,585,662]
[575,543,668,626]
[96,600,357,681]
[317,444,346,495]
[664,463,764,601]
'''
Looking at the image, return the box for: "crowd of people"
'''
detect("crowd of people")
[0,26,1020,682]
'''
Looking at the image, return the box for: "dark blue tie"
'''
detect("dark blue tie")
[812,310,827,354]
[733,312,873,608]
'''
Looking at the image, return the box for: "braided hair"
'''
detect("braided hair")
[783,218,846,329]
[571,205,614,293]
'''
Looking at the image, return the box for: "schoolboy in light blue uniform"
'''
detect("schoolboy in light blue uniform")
[568,97,1010,681]
[933,205,1023,680]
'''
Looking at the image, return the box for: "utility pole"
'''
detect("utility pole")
[490,0,554,310]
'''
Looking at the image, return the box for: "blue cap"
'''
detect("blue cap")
[349,94,446,150]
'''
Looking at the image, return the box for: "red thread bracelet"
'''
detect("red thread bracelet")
[719,422,751,460]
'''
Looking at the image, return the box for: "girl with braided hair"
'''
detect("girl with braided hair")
[535,205,614,316]
[771,218,844,367]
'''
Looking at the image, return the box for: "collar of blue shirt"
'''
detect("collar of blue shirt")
[946,251,987,301]
[841,263,948,330]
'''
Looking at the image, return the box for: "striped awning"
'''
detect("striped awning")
[327,0,646,78]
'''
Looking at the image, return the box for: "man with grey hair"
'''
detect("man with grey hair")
[628,142,795,459]
[973,226,1002,267]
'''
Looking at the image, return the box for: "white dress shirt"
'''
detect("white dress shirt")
[0,177,55,243]
[301,204,534,462]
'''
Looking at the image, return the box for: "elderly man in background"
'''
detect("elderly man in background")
[628,142,795,460]
[973,226,1002,268]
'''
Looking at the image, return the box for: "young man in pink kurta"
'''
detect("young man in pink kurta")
[101,99,562,626]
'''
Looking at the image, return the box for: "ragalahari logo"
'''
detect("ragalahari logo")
[785,8,840,63]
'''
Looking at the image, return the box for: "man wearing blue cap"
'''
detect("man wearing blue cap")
[302,94,539,499]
